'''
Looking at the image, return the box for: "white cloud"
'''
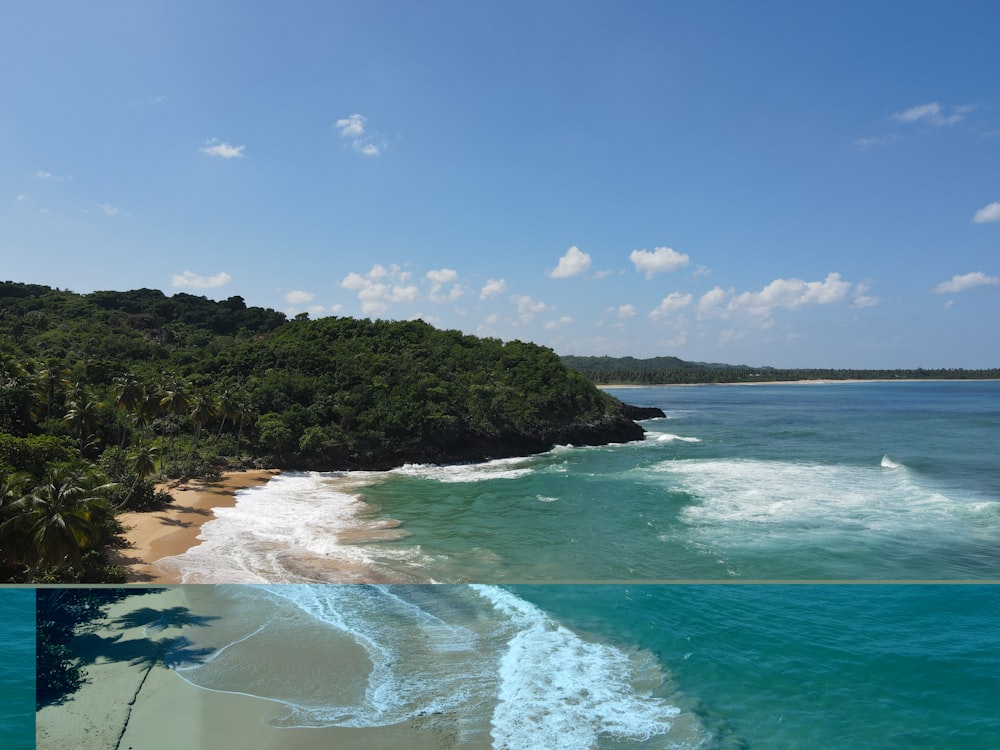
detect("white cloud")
[697,273,858,326]
[336,114,367,137]
[852,282,879,308]
[629,246,690,279]
[973,202,1000,224]
[425,268,463,302]
[733,272,851,314]
[544,316,573,330]
[891,101,967,126]
[336,114,385,156]
[548,246,592,278]
[171,271,232,289]
[285,290,315,305]
[480,278,507,299]
[649,292,693,320]
[616,304,636,318]
[97,202,128,217]
[340,264,418,314]
[201,139,246,159]
[931,272,999,294]
[36,170,62,181]
[511,294,549,322]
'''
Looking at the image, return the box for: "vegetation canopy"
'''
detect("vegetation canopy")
[1,281,644,582]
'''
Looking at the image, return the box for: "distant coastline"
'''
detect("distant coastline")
[600,378,1000,388]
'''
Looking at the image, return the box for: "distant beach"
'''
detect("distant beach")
[35,587,466,750]
[116,470,280,583]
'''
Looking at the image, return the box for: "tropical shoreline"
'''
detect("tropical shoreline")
[115,470,280,583]
[35,587,465,750]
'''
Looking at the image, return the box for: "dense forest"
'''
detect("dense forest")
[0,281,644,583]
[562,355,1000,385]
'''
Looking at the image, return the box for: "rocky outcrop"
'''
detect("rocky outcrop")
[617,403,666,420]
[278,410,648,471]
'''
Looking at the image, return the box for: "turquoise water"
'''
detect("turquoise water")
[161,381,1000,582]
[0,588,36,750]
[171,584,1000,749]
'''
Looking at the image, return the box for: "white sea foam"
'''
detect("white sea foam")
[652,458,999,544]
[393,456,535,482]
[880,455,902,469]
[647,431,702,443]
[155,472,424,583]
[174,585,498,734]
[473,585,681,750]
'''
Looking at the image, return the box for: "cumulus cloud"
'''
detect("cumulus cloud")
[852,282,879,308]
[891,101,968,126]
[201,139,246,159]
[172,271,232,289]
[696,272,859,325]
[544,316,573,330]
[931,272,999,294]
[629,247,690,279]
[973,202,1000,224]
[511,294,549,322]
[548,246,592,278]
[649,292,693,320]
[425,268,463,302]
[285,290,315,305]
[336,114,367,138]
[340,264,418,314]
[616,304,636,318]
[480,278,507,299]
[336,114,385,156]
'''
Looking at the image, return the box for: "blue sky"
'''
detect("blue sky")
[3,1,998,368]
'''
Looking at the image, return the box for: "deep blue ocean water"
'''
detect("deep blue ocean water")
[161,381,1000,583]
[0,588,35,750]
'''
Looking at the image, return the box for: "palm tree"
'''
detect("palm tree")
[187,391,218,460]
[158,380,190,474]
[0,472,29,568]
[63,397,104,454]
[33,363,71,422]
[2,465,116,580]
[112,374,145,446]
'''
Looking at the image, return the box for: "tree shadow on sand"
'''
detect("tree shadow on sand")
[111,605,220,632]
[37,591,219,709]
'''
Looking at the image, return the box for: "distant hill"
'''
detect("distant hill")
[561,355,1000,384]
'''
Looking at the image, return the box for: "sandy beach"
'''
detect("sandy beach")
[115,470,280,583]
[36,587,473,750]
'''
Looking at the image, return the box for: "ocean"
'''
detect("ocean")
[158,381,1000,583]
[0,588,35,750]
[170,583,1000,749]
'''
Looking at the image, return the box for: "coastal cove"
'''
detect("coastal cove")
[121,381,1000,584]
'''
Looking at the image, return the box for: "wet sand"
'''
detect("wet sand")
[36,587,470,750]
[115,470,280,583]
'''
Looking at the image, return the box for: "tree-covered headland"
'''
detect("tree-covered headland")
[0,281,646,582]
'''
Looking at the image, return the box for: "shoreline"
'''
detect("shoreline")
[115,469,280,583]
[600,378,1000,388]
[36,587,465,750]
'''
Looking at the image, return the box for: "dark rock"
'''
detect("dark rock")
[618,403,666,420]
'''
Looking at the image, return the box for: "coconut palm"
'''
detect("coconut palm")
[63,397,104,453]
[0,472,29,567]
[2,465,116,580]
